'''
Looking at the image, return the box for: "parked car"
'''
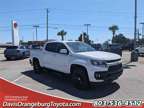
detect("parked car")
[135,46,144,56]
[30,44,43,50]
[4,46,30,60]
[103,43,122,56]
[30,41,123,89]
[91,43,103,51]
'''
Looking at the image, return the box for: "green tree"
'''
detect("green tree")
[57,30,67,41]
[113,33,130,47]
[139,38,144,45]
[78,32,91,44]
[19,40,23,45]
[109,25,119,42]
[103,39,111,49]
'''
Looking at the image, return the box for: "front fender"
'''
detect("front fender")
[70,59,88,70]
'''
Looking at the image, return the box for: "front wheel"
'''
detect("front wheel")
[71,67,90,89]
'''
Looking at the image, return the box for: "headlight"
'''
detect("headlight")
[91,60,107,66]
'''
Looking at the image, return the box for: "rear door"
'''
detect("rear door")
[43,42,58,69]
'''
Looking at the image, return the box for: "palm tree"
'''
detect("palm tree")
[57,30,67,41]
[109,25,119,41]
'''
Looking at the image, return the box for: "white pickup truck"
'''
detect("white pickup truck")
[30,41,123,89]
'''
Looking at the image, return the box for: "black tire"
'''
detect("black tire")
[71,66,90,89]
[6,57,11,60]
[33,59,41,74]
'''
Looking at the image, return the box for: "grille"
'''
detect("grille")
[108,63,122,72]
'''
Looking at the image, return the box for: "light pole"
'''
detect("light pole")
[84,24,91,37]
[46,8,49,41]
[140,22,144,38]
[33,25,39,41]
[134,0,137,49]
[137,29,141,42]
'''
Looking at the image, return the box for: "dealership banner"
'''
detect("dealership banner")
[0,77,144,108]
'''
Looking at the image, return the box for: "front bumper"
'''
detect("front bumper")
[94,68,123,81]
[87,63,123,82]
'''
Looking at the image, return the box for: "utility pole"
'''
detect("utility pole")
[22,36,24,42]
[84,24,91,39]
[46,8,49,41]
[84,24,91,37]
[140,22,144,38]
[33,30,35,41]
[137,29,141,42]
[134,0,137,49]
[33,25,39,41]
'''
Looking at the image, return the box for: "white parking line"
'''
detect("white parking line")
[12,75,24,82]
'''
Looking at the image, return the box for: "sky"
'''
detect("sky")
[0,0,144,43]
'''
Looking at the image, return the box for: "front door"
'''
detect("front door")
[53,43,71,73]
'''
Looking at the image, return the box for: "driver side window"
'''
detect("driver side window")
[56,43,69,54]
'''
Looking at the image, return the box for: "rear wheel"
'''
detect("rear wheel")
[71,66,90,89]
[6,57,11,60]
[33,59,41,74]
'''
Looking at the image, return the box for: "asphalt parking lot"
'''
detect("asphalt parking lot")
[0,49,144,102]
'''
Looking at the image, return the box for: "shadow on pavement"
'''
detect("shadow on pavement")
[0,58,29,62]
[22,70,120,99]
[123,64,136,69]
[0,59,22,62]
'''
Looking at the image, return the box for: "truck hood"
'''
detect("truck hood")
[76,51,121,61]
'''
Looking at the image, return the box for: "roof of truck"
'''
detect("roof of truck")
[46,40,80,44]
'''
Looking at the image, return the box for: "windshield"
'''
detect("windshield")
[66,42,96,53]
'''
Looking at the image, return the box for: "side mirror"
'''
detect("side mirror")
[59,49,68,54]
